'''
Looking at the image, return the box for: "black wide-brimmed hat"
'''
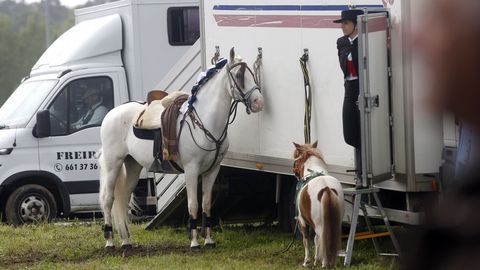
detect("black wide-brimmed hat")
[333,9,364,23]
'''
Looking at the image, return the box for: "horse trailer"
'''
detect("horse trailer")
[0,0,200,224]
[0,0,455,228]
[147,0,456,228]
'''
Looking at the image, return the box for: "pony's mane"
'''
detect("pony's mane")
[293,144,324,161]
[293,142,326,178]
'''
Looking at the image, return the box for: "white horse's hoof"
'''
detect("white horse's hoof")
[190,245,201,252]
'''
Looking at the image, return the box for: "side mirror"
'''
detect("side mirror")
[35,110,51,138]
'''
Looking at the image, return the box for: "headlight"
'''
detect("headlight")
[0,148,13,155]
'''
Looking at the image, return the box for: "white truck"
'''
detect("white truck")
[0,0,200,224]
[147,0,457,228]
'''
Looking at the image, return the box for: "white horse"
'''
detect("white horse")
[293,141,344,268]
[98,48,264,252]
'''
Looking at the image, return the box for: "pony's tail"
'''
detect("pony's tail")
[111,164,131,241]
[319,187,341,268]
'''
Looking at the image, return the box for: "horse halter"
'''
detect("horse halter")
[226,62,261,114]
[293,155,306,179]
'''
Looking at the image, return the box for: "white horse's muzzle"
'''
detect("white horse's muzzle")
[248,89,264,113]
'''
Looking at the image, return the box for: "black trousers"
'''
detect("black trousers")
[343,79,361,148]
[343,79,362,177]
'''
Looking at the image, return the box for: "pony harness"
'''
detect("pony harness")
[295,169,325,219]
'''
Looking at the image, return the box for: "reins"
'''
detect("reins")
[179,100,240,173]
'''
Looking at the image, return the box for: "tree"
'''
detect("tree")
[0,0,73,105]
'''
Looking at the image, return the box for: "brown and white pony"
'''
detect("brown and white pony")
[293,141,344,268]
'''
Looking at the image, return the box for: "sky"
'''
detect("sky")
[21,0,90,9]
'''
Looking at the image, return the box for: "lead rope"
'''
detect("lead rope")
[253,47,262,87]
[299,49,312,144]
[272,220,299,256]
[272,51,313,256]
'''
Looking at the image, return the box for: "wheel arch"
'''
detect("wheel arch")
[0,171,71,218]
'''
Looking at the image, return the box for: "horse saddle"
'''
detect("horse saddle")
[133,90,188,130]
[132,90,188,174]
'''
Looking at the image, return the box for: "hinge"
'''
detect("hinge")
[364,93,371,113]
[389,115,394,126]
[391,164,396,175]
[363,56,368,69]
[387,66,392,77]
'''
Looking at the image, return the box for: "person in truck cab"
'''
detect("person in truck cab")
[72,87,108,129]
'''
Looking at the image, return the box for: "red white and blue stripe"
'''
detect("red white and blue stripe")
[212,4,385,29]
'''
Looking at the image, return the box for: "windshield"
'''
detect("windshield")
[0,79,57,128]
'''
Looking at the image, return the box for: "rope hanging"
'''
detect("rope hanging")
[253,47,263,88]
[299,49,312,144]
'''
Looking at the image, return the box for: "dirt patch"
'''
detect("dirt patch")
[112,243,191,258]
[0,243,194,268]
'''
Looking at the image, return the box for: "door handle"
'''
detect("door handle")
[364,94,380,113]
[371,95,379,107]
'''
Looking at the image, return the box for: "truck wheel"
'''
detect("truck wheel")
[5,184,57,225]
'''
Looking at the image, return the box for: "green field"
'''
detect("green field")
[0,221,398,269]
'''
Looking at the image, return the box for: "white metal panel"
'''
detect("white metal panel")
[388,1,407,175]
[202,0,392,169]
[0,128,40,180]
[75,0,198,102]
[358,12,392,182]
[32,14,122,72]
[137,3,199,98]
[155,40,202,92]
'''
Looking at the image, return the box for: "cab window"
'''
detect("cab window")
[47,76,114,135]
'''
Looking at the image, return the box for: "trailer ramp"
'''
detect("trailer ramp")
[145,174,187,230]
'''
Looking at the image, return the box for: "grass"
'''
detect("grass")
[0,221,398,269]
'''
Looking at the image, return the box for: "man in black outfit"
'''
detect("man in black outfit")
[334,9,364,189]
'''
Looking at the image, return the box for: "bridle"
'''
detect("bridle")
[179,61,261,173]
[226,62,261,115]
[293,155,307,179]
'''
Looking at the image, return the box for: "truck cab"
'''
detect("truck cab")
[0,0,199,224]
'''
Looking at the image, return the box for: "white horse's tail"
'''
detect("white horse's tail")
[319,187,341,267]
[111,164,131,240]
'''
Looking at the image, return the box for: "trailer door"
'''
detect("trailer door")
[357,11,392,185]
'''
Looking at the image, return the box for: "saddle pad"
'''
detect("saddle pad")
[133,91,189,130]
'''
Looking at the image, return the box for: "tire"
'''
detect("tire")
[5,184,57,225]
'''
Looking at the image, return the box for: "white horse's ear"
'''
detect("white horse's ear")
[312,141,318,148]
[293,142,301,149]
[230,47,235,63]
